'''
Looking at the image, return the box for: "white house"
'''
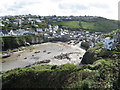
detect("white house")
[102,37,115,50]
[8,30,17,36]
[0,23,4,26]
[36,19,41,22]
[1,30,9,36]
[16,29,25,36]
[114,32,120,43]
[36,29,43,33]
[53,25,59,31]
[44,33,50,38]
[23,31,35,35]
[0,31,3,37]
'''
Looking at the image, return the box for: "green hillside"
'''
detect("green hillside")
[52,21,80,29]
[52,17,118,32]
[81,22,94,29]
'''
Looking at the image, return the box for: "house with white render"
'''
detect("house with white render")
[102,37,115,50]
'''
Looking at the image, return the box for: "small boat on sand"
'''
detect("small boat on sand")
[2,54,11,58]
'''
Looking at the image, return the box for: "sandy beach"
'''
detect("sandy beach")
[1,42,86,71]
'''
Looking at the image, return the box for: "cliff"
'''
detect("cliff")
[1,34,44,51]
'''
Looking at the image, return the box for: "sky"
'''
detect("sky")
[0,0,119,20]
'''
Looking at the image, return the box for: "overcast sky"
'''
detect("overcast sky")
[0,0,119,20]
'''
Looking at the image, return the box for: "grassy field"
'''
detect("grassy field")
[52,21,80,29]
[52,18,118,32]
[81,22,94,29]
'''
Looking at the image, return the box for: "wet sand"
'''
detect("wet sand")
[1,42,86,71]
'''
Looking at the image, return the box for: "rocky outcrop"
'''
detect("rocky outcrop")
[81,44,102,64]
[81,50,96,64]
[54,53,70,60]
[81,41,90,50]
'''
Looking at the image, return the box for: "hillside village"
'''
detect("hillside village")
[0,15,120,51]
[1,15,120,89]
[1,0,120,88]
